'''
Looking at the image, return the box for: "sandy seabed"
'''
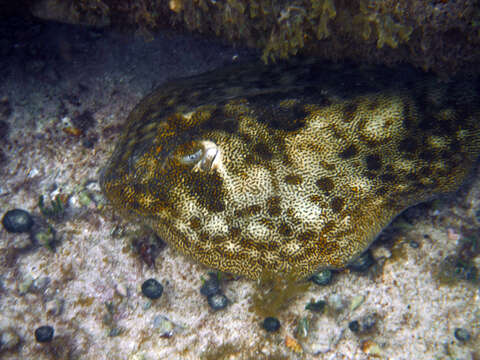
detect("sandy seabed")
[0,17,479,360]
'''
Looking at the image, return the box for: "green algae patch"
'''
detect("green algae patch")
[353,0,412,49]
[75,295,95,307]
[250,271,311,318]
[436,255,478,286]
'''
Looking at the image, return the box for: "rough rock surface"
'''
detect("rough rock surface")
[27,0,480,77]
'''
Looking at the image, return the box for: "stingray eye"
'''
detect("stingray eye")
[179,149,203,165]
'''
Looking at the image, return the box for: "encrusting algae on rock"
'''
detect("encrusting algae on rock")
[100,60,480,280]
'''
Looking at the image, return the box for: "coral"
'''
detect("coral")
[27,0,480,76]
[100,60,480,280]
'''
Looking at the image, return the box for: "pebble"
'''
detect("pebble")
[2,209,34,233]
[200,273,221,297]
[34,325,54,343]
[0,328,20,351]
[262,317,281,332]
[141,278,163,300]
[348,250,375,273]
[348,320,360,333]
[454,328,471,342]
[349,295,365,312]
[310,269,332,286]
[207,293,228,311]
[305,299,326,313]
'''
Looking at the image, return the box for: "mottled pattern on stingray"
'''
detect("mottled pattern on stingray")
[100,61,480,280]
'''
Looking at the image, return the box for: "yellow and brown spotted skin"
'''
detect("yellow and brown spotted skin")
[100,61,480,280]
